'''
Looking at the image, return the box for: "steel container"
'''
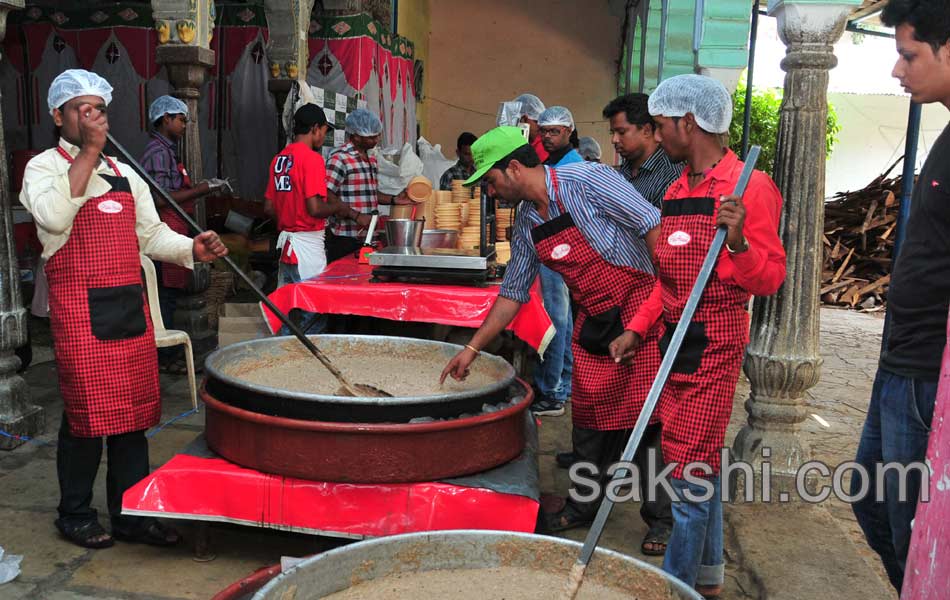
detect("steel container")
[384,218,425,247]
[420,228,460,249]
[252,530,701,599]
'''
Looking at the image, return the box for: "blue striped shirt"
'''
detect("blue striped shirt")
[498,162,660,303]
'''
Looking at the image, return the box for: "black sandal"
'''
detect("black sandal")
[640,526,671,556]
[54,518,114,549]
[113,518,181,547]
[540,502,594,533]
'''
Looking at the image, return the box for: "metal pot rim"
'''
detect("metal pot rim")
[204,335,516,407]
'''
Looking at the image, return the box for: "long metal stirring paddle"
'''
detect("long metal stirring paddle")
[562,145,762,599]
[105,132,391,398]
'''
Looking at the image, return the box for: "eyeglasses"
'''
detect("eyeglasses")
[539,127,568,137]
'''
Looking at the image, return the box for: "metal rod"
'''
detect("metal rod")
[572,146,762,575]
[104,132,354,388]
[638,0,649,93]
[623,3,637,95]
[741,0,760,159]
[658,0,669,83]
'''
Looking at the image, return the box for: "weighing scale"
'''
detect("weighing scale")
[369,189,498,286]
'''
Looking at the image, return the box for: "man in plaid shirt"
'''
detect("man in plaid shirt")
[325,109,410,263]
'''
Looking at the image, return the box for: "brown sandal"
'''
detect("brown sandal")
[113,518,180,547]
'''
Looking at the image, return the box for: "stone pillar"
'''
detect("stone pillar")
[0,0,42,450]
[732,0,860,488]
[263,0,316,140]
[153,1,217,362]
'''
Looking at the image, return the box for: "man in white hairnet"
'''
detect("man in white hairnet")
[325,108,410,263]
[19,69,228,550]
[611,74,786,597]
[513,93,549,163]
[578,137,602,162]
[140,95,227,371]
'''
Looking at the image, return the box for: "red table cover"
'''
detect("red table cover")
[122,454,540,539]
[261,256,554,354]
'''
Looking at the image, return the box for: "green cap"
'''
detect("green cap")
[463,126,529,186]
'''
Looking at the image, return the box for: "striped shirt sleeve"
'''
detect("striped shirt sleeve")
[498,204,540,304]
[583,164,660,236]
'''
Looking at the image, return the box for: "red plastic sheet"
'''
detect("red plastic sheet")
[262,256,554,353]
[123,454,539,539]
[903,311,950,596]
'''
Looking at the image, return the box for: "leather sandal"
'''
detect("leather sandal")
[113,518,181,547]
[640,526,671,556]
[54,518,114,549]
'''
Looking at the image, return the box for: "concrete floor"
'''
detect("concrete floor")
[0,308,896,599]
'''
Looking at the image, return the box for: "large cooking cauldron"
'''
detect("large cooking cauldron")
[252,531,702,599]
[202,336,532,482]
[203,335,516,423]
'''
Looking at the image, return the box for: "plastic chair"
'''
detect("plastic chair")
[140,254,197,410]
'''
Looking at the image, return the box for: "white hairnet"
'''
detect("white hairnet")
[48,69,113,115]
[345,108,383,136]
[648,74,733,134]
[578,136,602,160]
[148,95,188,124]
[538,106,575,130]
[514,93,545,121]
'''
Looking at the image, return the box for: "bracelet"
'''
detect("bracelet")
[464,344,481,356]
[726,237,749,254]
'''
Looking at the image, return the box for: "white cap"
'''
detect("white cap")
[148,95,188,125]
[514,93,545,121]
[648,74,733,134]
[48,69,113,115]
[538,106,575,131]
[345,108,383,136]
[578,136,602,160]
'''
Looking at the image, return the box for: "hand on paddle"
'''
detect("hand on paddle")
[440,347,477,384]
[717,194,749,253]
[193,230,229,262]
[609,330,641,365]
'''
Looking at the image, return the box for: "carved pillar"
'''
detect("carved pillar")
[263,0,316,140]
[0,0,42,450]
[153,1,216,361]
[732,0,860,487]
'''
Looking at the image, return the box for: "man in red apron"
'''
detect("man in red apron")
[613,74,786,597]
[19,70,228,549]
[440,126,674,554]
[140,95,228,370]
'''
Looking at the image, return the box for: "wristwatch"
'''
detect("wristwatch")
[726,236,749,254]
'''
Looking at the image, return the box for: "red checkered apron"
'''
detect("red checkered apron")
[532,169,662,430]
[157,162,193,289]
[655,180,750,479]
[46,147,161,437]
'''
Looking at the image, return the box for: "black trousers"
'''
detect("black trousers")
[56,413,148,531]
[325,231,362,264]
[568,422,673,531]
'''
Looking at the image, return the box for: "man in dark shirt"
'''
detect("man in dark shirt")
[602,93,681,208]
[851,1,950,593]
[439,132,477,190]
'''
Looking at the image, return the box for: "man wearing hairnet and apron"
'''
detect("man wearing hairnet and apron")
[612,75,786,597]
[325,108,410,263]
[19,70,228,549]
[140,95,227,370]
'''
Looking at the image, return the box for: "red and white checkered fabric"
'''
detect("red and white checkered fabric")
[326,142,378,238]
[533,170,661,431]
[156,162,193,289]
[44,147,160,437]
[654,185,750,479]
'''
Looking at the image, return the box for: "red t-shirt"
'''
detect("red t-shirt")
[265,142,328,263]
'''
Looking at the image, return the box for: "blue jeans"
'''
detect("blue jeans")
[851,368,936,592]
[536,266,573,401]
[663,476,723,588]
[276,262,327,336]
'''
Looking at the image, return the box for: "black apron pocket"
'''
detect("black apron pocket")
[578,306,624,356]
[658,321,708,374]
[88,284,147,341]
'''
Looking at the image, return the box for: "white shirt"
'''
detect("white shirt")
[19,138,195,268]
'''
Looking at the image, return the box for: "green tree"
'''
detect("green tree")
[730,81,841,176]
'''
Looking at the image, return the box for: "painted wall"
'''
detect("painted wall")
[426,0,623,164]
[397,0,430,137]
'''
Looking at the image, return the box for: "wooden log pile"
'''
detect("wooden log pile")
[821,161,904,311]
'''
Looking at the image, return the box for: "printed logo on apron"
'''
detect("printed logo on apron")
[550,243,571,260]
[97,199,123,214]
[668,231,691,246]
